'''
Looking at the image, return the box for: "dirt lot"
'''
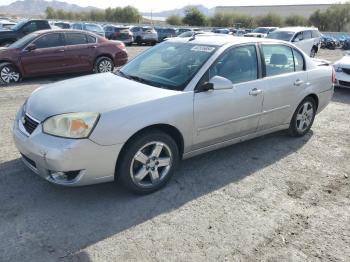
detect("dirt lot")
[0,47,349,262]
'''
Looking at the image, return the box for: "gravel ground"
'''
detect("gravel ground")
[0,47,349,262]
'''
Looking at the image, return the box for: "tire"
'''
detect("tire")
[0,62,22,84]
[310,47,317,58]
[94,56,114,73]
[288,97,316,137]
[135,36,142,45]
[117,130,180,194]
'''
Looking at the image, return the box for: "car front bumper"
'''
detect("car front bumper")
[335,71,350,88]
[13,110,123,186]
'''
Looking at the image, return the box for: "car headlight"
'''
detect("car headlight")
[43,112,100,138]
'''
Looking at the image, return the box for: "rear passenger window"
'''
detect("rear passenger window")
[34,33,63,49]
[65,33,87,45]
[303,31,312,39]
[209,45,258,84]
[312,30,320,38]
[262,45,294,77]
[293,49,305,71]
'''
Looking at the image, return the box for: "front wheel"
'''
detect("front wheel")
[310,47,317,58]
[94,57,114,73]
[0,63,21,84]
[289,97,316,137]
[117,130,179,194]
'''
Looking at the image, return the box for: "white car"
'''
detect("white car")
[267,27,321,57]
[333,53,350,88]
[244,27,278,38]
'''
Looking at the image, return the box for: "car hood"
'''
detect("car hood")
[26,73,181,121]
[245,33,265,37]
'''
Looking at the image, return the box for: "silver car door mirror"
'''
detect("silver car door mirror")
[210,76,233,90]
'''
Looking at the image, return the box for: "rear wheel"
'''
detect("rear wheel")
[288,97,316,137]
[310,47,317,58]
[0,63,21,84]
[135,36,142,45]
[117,130,179,194]
[94,56,114,73]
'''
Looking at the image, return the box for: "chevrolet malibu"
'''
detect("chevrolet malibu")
[13,35,334,194]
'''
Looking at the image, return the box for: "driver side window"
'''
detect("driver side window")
[209,45,258,84]
[22,22,37,34]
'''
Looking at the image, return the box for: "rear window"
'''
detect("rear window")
[65,33,87,45]
[87,35,97,43]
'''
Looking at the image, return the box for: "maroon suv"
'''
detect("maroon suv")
[0,29,128,84]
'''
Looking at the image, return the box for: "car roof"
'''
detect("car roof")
[275,27,319,32]
[168,34,288,46]
[33,29,101,35]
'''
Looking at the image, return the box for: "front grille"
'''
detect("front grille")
[20,153,36,168]
[342,68,350,75]
[339,80,350,87]
[23,114,39,134]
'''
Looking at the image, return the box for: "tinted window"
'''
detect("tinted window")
[85,24,103,33]
[87,35,96,43]
[267,31,294,41]
[37,21,49,29]
[209,45,258,84]
[303,31,312,40]
[262,45,294,76]
[293,49,305,71]
[22,21,37,33]
[33,33,63,48]
[65,33,87,45]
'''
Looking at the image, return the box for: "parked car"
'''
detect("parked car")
[13,35,334,194]
[212,28,231,34]
[0,19,16,31]
[103,25,134,45]
[176,28,192,36]
[333,54,350,88]
[130,26,158,45]
[0,29,127,84]
[244,27,278,38]
[54,22,71,29]
[156,27,176,42]
[0,19,51,46]
[71,22,105,38]
[267,27,321,57]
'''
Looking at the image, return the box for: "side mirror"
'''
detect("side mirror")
[25,44,36,52]
[196,76,233,93]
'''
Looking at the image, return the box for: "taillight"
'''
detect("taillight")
[332,67,336,84]
[117,42,126,51]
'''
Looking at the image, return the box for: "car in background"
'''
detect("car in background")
[0,19,51,46]
[176,28,191,36]
[54,22,71,29]
[244,27,278,38]
[71,22,105,38]
[0,19,16,31]
[130,26,158,45]
[156,27,176,42]
[267,27,321,57]
[104,25,134,45]
[13,35,333,193]
[0,29,127,84]
[212,28,231,34]
[333,54,350,88]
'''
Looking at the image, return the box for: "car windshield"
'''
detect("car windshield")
[178,31,194,37]
[253,27,269,33]
[267,31,294,41]
[9,33,39,48]
[118,42,217,91]
[11,20,26,31]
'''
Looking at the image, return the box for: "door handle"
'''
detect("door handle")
[249,88,263,96]
[88,45,97,49]
[294,79,304,86]
[56,49,65,52]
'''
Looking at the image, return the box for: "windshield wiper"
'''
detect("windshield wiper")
[116,70,166,89]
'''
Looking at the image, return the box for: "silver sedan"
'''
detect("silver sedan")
[13,35,334,194]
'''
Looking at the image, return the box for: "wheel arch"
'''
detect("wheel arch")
[305,93,319,110]
[115,124,185,178]
[0,61,23,80]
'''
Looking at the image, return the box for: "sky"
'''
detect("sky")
[1,0,343,12]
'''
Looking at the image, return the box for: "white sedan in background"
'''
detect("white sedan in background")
[333,53,350,88]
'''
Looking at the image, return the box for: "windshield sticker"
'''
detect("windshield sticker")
[191,46,215,53]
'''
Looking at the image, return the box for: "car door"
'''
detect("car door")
[20,32,67,76]
[193,44,264,149]
[63,32,97,72]
[257,44,308,130]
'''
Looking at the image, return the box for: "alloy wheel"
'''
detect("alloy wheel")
[130,141,172,188]
[0,66,20,83]
[98,60,113,73]
[296,101,314,133]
